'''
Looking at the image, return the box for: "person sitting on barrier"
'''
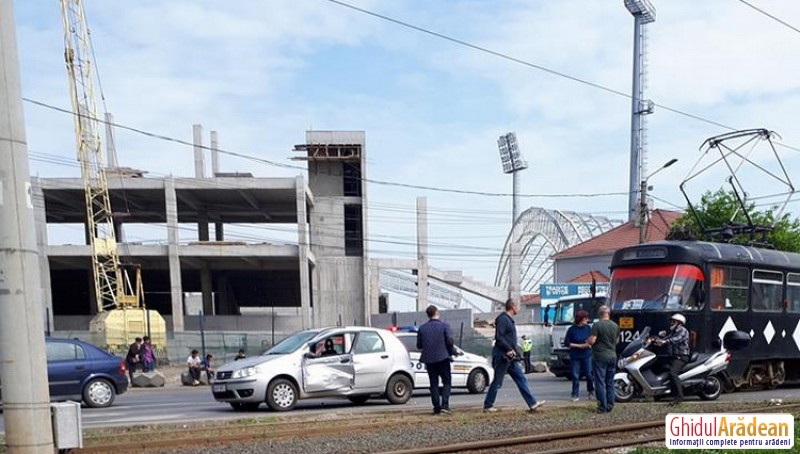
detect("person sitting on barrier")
[141,336,155,372]
[201,353,215,382]
[320,338,338,357]
[187,349,202,386]
[234,349,246,361]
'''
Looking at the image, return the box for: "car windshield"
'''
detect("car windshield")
[263,330,320,355]
[609,264,704,311]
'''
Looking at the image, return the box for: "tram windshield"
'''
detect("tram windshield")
[609,264,704,311]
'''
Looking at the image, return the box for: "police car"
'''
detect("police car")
[393,331,493,394]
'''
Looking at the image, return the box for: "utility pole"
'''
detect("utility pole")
[497,133,527,308]
[0,0,55,451]
[638,158,678,244]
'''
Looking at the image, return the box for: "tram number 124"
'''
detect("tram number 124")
[618,330,640,344]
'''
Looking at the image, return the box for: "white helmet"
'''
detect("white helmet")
[671,313,686,325]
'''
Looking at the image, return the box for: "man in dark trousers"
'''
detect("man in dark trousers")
[483,298,545,413]
[587,305,620,413]
[417,305,455,415]
[653,313,690,405]
[126,337,143,381]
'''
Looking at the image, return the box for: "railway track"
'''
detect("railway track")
[68,402,800,453]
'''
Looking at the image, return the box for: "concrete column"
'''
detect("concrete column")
[367,262,380,324]
[416,197,428,311]
[165,178,184,332]
[210,130,219,177]
[0,0,55,449]
[31,177,53,333]
[193,124,205,178]
[214,222,224,241]
[197,212,209,242]
[296,176,311,328]
[105,112,117,168]
[201,264,213,315]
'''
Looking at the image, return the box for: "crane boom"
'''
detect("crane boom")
[60,0,139,311]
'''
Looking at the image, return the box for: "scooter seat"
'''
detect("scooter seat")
[681,353,711,372]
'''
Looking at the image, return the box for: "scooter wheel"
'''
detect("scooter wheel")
[614,377,636,402]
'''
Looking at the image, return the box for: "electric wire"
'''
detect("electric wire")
[737,0,800,35]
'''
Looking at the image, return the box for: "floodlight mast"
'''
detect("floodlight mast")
[625,0,656,221]
[497,132,528,306]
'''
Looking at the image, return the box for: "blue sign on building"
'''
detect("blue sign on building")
[539,283,609,301]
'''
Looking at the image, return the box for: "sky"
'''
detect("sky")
[10,0,800,312]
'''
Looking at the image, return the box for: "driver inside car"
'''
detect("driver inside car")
[320,338,339,357]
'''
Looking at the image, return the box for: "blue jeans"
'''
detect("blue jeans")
[592,357,616,412]
[483,354,537,409]
[425,359,452,412]
[570,356,594,398]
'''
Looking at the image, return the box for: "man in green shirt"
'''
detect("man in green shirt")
[587,305,620,413]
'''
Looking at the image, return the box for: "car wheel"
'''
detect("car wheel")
[347,395,370,405]
[466,369,488,394]
[266,378,298,411]
[385,374,412,405]
[698,375,722,401]
[83,379,115,408]
[230,402,260,412]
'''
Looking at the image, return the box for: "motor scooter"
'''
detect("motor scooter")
[613,326,748,402]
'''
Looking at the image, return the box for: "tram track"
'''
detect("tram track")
[67,402,800,453]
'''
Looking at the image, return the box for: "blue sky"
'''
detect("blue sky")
[11,0,800,311]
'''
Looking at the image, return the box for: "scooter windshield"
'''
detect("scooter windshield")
[620,326,650,358]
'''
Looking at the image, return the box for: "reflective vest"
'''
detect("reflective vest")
[520,338,533,353]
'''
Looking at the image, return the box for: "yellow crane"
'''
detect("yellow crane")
[60,0,165,351]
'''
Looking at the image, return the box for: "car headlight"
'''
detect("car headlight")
[232,366,261,379]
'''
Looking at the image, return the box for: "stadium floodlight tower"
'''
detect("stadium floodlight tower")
[625,0,656,222]
[497,132,528,306]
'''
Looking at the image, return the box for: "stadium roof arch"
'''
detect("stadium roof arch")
[494,208,622,293]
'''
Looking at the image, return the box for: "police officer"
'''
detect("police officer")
[520,335,533,374]
[654,313,690,405]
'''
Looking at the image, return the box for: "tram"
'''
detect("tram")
[608,240,800,389]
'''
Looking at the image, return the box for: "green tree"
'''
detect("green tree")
[667,188,800,252]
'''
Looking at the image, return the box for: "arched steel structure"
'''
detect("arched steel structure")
[494,208,622,293]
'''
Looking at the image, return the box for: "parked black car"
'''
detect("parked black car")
[0,337,129,408]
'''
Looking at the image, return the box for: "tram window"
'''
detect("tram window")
[710,266,748,311]
[787,273,800,312]
[751,270,783,312]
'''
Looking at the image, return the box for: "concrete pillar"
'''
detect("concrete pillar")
[368,262,380,324]
[105,112,117,168]
[210,130,219,177]
[416,197,428,311]
[296,176,311,328]
[214,222,224,241]
[31,178,53,333]
[193,124,205,178]
[197,212,209,242]
[0,0,55,449]
[165,178,184,331]
[201,264,213,315]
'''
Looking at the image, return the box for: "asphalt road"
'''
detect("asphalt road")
[2,373,800,434]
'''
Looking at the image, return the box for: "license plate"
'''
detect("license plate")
[213,384,226,393]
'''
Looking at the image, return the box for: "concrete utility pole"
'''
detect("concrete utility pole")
[0,0,55,451]
[416,197,428,311]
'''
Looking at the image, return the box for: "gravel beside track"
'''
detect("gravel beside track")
[131,401,797,454]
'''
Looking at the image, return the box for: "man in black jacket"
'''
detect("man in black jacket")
[483,299,545,413]
[417,305,455,414]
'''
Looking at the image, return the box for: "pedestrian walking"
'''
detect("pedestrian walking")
[587,305,619,413]
[417,305,456,415]
[564,310,594,401]
[483,298,545,413]
[520,335,533,374]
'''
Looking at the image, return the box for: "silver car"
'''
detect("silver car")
[212,326,415,411]
[395,332,494,394]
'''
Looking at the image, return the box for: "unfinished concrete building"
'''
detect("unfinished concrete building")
[36,130,368,334]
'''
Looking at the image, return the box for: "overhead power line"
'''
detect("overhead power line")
[738,0,800,35]
[23,98,629,199]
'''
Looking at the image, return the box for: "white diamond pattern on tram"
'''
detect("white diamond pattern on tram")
[764,321,776,344]
[718,316,738,351]
[793,320,800,351]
